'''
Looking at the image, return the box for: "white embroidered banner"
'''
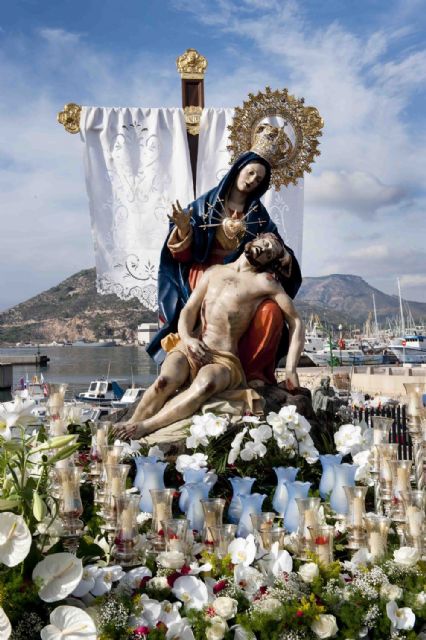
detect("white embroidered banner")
[80,106,304,310]
[196,108,304,264]
[80,107,193,310]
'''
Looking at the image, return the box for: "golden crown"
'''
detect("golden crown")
[250,123,293,167]
[228,87,324,189]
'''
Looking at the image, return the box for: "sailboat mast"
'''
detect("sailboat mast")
[397,278,406,335]
[372,294,379,336]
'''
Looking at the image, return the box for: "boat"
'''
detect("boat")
[111,386,145,408]
[388,334,426,364]
[308,347,384,367]
[76,379,125,406]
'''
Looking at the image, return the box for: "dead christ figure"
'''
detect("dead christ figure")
[114,233,304,440]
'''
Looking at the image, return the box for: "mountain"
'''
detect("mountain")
[0,269,425,344]
[0,269,156,344]
[297,274,426,325]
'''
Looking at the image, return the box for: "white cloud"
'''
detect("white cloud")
[305,171,405,217]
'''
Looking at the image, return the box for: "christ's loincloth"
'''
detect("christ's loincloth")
[161,333,247,390]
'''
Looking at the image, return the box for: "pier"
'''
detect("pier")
[0,354,50,366]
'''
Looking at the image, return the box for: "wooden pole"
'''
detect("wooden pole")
[176,48,208,197]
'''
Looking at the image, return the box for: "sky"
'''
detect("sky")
[0,0,425,311]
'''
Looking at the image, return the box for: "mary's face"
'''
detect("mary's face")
[235,162,266,194]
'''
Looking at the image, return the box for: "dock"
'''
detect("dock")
[0,354,50,366]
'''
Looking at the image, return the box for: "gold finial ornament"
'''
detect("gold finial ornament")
[57,102,82,134]
[184,106,203,136]
[227,87,324,189]
[176,48,208,79]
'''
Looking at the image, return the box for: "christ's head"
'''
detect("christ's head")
[244,232,292,278]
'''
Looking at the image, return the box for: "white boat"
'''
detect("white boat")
[111,387,145,408]
[309,348,384,367]
[76,379,125,406]
[389,335,426,364]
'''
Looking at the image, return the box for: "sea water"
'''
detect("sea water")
[0,345,158,398]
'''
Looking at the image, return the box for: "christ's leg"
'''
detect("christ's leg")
[131,363,230,437]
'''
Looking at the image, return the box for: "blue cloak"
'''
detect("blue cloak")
[147,151,302,363]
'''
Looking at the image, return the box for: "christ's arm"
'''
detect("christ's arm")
[271,287,305,387]
[178,270,210,361]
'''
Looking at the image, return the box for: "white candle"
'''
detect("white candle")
[121,506,134,537]
[111,477,123,497]
[304,509,317,538]
[97,428,107,448]
[369,531,384,558]
[353,497,364,528]
[62,480,75,512]
[396,466,410,493]
[406,506,423,537]
[373,429,384,445]
[316,541,330,564]
[381,459,392,482]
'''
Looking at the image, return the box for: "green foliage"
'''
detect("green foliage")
[0,566,48,625]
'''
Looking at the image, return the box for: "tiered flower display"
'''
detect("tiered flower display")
[0,400,425,639]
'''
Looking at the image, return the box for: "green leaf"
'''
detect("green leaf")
[47,443,80,465]
[31,434,77,453]
[32,490,47,521]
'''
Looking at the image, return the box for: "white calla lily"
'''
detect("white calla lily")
[0,512,32,567]
[0,607,11,639]
[33,552,83,602]
[386,600,416,630]
[172,575,209,610]
[40,605,97,640]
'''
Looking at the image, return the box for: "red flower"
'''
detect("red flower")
[296,610,303,618]
[315,535,328,545]
[134,625,150,636]
[213,579,229,594]
[181,565,191,575]
[167,571,180,587]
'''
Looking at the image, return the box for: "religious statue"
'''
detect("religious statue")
[146,137,302,387]
[115,233,304,439]
[312,376,342,416]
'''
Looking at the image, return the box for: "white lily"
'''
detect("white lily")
[90,565,125,596]
[176,453,208,473]
[33,553,83,602]
[116,566,152,592]
[0,607,11,639]
[334,424,363,456]
[234,564,265,595]
[159,600,183,626]
[172,575,209,610]
[228,534,256,566]
[0,396,36,431]
[71,565,100,597]
[166,617,195,640]
[40,605,97,640]
[249,424,272,443]
[0,512,32,567]
[386,600,415,630]
[240,440,267,461]
[228,427,248,465]
[133,593,162,627]
[261,542,293,579]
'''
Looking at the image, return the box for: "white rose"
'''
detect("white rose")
[212,596,238,620]
[298,562,320,583]
[206,615,227,640]
[147,576,170,590]
[255,597,281,613]
[416,591,426,606]
[380,583,403,601]
[311,614,338,638]
[157,550,186,569]
[393,547,420,567]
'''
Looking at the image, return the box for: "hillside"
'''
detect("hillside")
[0,269,156,344]
[0,269,425,344]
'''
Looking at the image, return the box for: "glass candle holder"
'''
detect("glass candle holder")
[150,489,175,535]
[162,518,189,553]
[89,422,110,477]
[389,460,413,521]
[113,494,141,566]
[401,490,425,550]
[103,464,131,526]
[309,524,334,565]
[296,497,321,554]
[364,513,391,560]
[379,443,399,504]
[344,486,368,549]
[46,383,68,420]
[250,512,275,549]
[56,466,83,535]
[201,498,226,544]
[208,524,237,558]
[101,443,124,467]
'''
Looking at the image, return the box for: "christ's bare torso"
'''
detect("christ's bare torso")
[199,265,278,354]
